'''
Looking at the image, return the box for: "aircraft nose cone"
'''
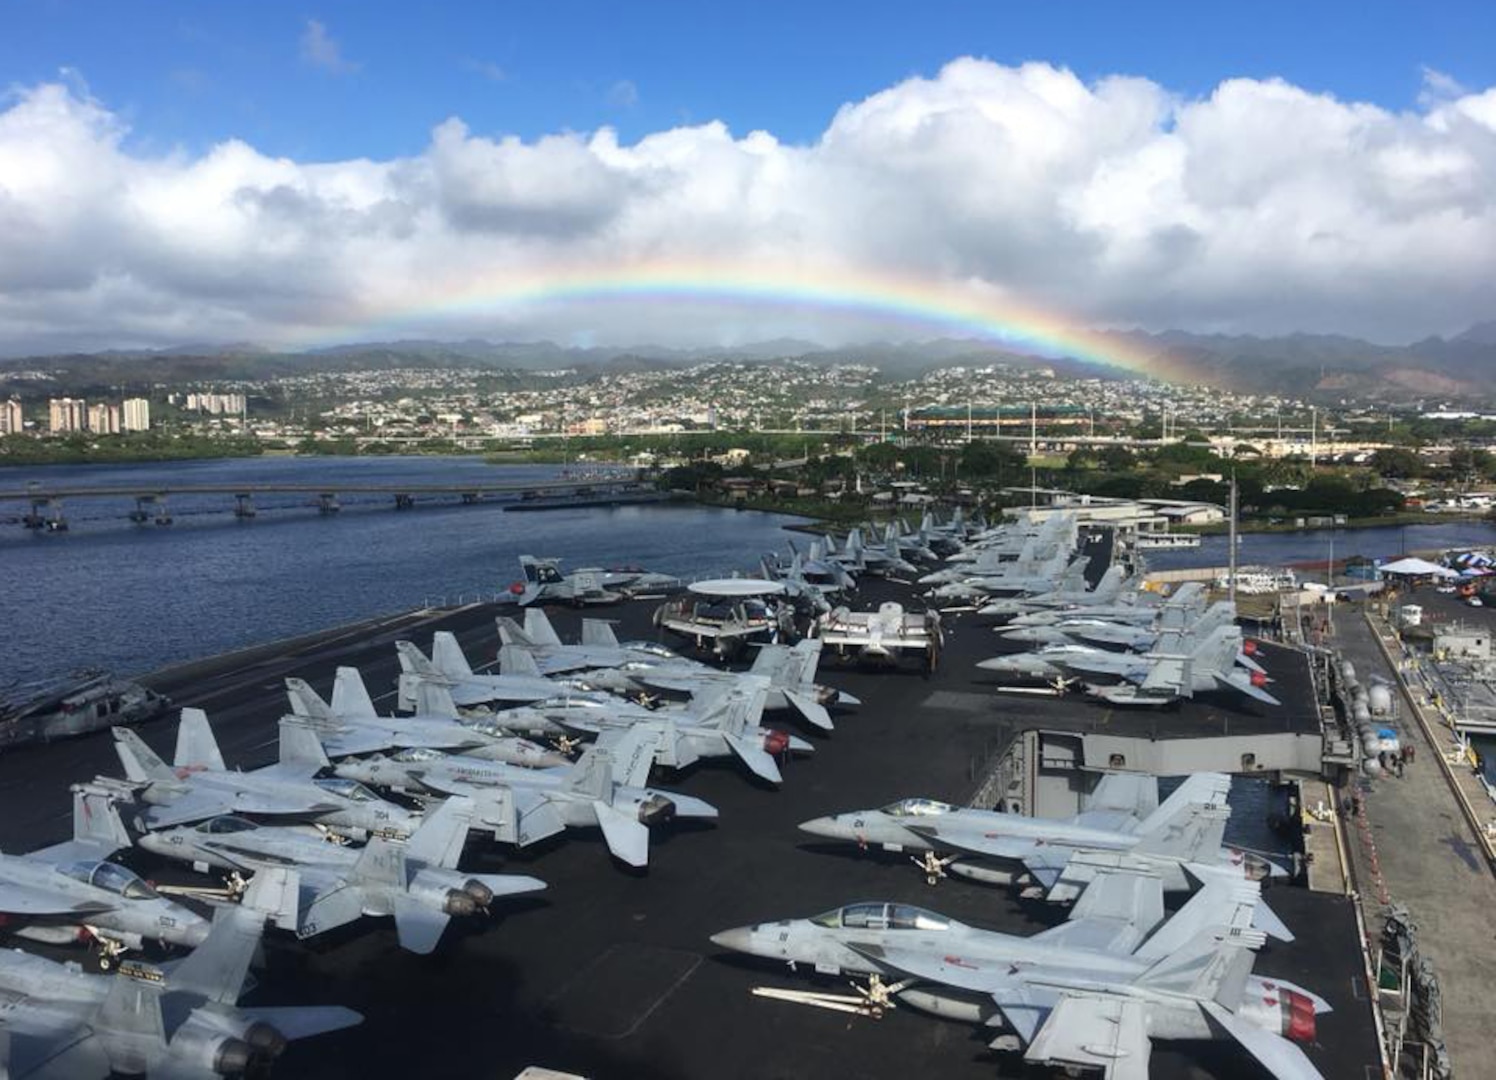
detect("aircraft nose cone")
[976,657,1015,672]
[797,815,843,838]
[709,926,753,953]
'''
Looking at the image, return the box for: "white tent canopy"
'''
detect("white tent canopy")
[1379,557,1459,578]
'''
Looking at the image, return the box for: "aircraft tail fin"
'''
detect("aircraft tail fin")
[404,796,472,870]
[352,832,406,888]
[581,619,619,648]
[395,640,438,678]
[1083,772,1159,821]
[173,707,227,771]
[71,783,133,851]
[496,616,532,648]
[523,609,563,648]
[277,717,331,770]
[284,677,334,721]
[330,667,378,719]
[748,643,788,680]
[113,727,176,784]
[430,632,474,679]
[239,865,300,932]
[498,644,542,678]
[1132,875,1263,961]
[1133,888,1263,1005]
[1134,801,1231,862]
[1191,626,1241,672]
[414,680,459,718]
[1092,566,1126,601]
[607,727,659,789]
[97,960,169,1057]
[168,903,266,1005]
[696,678,769,735]
[1133,773,1231,837]
[1138,653,1185,691]
[566,745,614,801]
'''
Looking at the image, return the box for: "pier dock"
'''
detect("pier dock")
[1329,607,1496,1075]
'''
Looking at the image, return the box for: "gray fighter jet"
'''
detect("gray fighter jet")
[824,527,919,578]
[709,874,1328,1080]
[112,709,422,839]
[980,625,1278,706]
[0,784,209,967]
[1082,626,1277,707]
[509,678,813,785]
[511,556,679,607]
[137,796,545,954]
[999,599,1235,649]
[394,633,599,710]
[996,579,1200,625]
[333,727,717,867]
[286,668,569,768]
[926,552,1087,604]
[498,609,687,675]
[523,635,856,733]
[0,879,361,1078]
[798,772,1290,934]
[977,564,1131,617]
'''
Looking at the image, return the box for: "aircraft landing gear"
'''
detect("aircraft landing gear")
[850,973,918,1018]
[95,936,126,971]
[911,850,957,886]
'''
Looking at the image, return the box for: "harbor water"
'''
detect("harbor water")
[0,457,801,690]
[1142,522,1496,575]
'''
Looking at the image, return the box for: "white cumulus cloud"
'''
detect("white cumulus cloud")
[0,58,1493,355]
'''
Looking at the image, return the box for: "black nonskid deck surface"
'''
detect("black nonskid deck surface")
[0,579,1378,1079]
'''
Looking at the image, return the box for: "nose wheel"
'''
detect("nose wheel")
[911,851,957,886]
[94,935,126,971]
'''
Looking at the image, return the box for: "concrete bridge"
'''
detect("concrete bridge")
[1,475,649,530]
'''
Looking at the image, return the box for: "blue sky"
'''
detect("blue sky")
[5,0,1493,158]
[0,1,1494,352]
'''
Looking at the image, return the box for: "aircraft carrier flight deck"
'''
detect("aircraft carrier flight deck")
[0,575,1382,1080]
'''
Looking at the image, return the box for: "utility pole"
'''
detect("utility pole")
[1030,402,1038,459]
[966,400,973,444]
[1227,471,1238,605]
[1310,407,1317,466]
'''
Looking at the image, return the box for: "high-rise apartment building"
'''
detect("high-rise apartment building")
[88,403,121,435]
[48,397,87,433]
[122,397,151,432]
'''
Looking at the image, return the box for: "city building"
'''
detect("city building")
[87,402,121,436]
[0,398,21,435]
[48,397,87,433]
[122,397,151,432]
[186,392,247,415]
